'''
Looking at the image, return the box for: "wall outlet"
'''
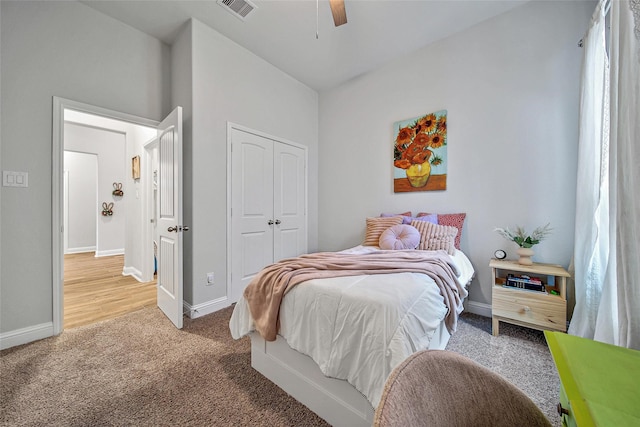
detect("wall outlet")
[206,272,215,285]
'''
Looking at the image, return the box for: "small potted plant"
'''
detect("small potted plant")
[494,223,552,265]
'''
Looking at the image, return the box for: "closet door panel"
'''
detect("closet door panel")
[231,129,274,302]
[273,143,306,262]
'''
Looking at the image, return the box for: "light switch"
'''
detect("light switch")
[3,171,29,188]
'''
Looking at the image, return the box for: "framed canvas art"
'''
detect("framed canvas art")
[393,110,447,192]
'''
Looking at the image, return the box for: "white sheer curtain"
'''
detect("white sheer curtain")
[570,0,640,349]
[610,0,640,349]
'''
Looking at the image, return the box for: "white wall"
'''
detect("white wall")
[64,123,126,256]
[0,0,170,334]
[173,19,319,310]
[318,1,594,308]
[171,21,194,303]
[64,151,98,252]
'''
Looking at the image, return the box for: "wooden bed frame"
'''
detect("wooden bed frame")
[249,320,451,426]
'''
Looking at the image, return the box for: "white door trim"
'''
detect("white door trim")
[226,122,308,303]
[52,97,159,335]
[142,137,159,282]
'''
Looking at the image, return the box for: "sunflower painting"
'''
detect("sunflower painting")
[393,110,447,192]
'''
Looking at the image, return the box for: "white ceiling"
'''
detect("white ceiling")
[81,0,528,91]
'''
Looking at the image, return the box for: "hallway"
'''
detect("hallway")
[64,253,156,329]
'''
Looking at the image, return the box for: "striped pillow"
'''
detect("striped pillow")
[417,212,466,249]
[410,220,457,255]
[364,217,403,246]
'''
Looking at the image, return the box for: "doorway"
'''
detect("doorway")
[63,252,156,328]
[53,98,160,333]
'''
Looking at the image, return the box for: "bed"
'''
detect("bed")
[229,241,475,427]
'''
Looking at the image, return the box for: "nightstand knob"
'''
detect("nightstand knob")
[557,403,569,416]
[523,306,531,312]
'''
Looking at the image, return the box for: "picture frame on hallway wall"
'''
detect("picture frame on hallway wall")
[393,110,447,193]
[132,155,140,180]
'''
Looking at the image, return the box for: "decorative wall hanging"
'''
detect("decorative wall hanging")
[112,182,124,196]
[101,202,114,216]
[393,110,447,192]
[132,155,141,180]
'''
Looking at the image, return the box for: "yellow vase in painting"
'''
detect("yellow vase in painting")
[406,160,431,188]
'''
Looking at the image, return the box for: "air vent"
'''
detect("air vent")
[217,0,257,21]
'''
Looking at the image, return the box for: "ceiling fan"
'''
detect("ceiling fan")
[329,0,347,26]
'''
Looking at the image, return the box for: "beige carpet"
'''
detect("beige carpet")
[1,306,560,426]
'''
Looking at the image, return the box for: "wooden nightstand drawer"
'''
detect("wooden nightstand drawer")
[493,286,566,331]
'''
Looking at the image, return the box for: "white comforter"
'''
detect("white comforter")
[229,246,474,408]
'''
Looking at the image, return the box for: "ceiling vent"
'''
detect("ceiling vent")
[217,0,257,21]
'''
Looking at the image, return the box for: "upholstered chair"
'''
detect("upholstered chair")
[374,350,552,427]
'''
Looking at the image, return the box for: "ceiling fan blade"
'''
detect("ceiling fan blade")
[329,0,347,27]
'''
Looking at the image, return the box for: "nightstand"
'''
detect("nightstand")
[490,259,570,337]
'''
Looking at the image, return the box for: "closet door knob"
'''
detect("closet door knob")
[268,220,274,225]
[275,219,281,225]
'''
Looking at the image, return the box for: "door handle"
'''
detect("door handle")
[275,219,281,225]
[268,220,274,225]
[168,225,190,232]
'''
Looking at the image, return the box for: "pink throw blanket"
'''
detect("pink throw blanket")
[244,250,468,341]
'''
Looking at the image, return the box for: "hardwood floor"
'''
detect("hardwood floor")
[64,252,156,329]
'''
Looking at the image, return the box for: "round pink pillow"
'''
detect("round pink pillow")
[379,224,421,250]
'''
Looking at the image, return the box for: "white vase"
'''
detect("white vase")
[516,247,534,265]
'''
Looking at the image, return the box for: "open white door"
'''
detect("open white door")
[156,107,185,329]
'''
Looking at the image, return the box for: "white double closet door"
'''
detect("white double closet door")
[230,127,307,303]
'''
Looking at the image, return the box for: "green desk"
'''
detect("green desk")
[545,331,640,426]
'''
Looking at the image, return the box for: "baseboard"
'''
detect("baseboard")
[0,322,54,350]
[65,246,96,254]
[95,249,124,257]
[122,266,143,282]
[464,300,492,318]
[184,297,231,319]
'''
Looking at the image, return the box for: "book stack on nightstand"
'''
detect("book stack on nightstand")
[490,259,570,337]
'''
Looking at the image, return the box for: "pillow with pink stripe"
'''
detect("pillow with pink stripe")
[364,216,403,246]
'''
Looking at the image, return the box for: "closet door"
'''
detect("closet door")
[230,129,275,302]
[230,127,307,304]
[273,143,306,262]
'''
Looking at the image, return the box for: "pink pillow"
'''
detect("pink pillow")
[413,213,438,224]
[379,224,421,250]
[380,211,412,217]
[382,212,436,225]
[380,211,413,225]
[417,212,466,249]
